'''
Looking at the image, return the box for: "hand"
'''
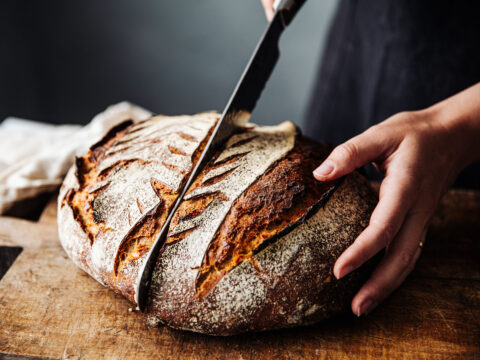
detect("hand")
[260,0,275,22]
[313,82,480,316]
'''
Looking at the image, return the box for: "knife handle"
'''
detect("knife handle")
[273,0,307,27]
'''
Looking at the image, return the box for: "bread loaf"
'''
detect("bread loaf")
[58,112,377,335]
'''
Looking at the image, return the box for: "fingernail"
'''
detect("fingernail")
[313,160,335,178]
[337,265,354,279]
[357,298,378,317]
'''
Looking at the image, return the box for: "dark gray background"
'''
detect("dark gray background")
[0,0,337,128]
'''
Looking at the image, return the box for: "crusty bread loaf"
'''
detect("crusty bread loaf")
[58,112,377,336]
[58,112,219,302]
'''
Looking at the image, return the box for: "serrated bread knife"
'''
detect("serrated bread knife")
[136,0,307,310]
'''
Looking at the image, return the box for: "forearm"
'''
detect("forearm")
[428,81,480,168]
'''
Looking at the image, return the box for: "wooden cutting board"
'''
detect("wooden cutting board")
[0,189,479,360]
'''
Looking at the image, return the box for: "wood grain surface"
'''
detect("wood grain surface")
[0,189,479,360]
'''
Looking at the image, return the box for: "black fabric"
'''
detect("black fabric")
[305,0,480,189]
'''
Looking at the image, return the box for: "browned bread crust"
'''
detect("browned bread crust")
[168,137,339,298]
[58,113,219,302]
[145,129,376,335]
[58,114,377,335]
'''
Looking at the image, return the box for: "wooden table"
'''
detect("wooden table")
[0,189,479,359]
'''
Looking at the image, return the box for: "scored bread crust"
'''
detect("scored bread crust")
[58,113,377,336]
[145,125,377,335]
[58,112,219,302]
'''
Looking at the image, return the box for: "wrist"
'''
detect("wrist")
[426,82,480,168]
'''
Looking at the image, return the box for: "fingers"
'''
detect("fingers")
[333,172,417,279]
[261,0,275,21]
[351,214,429,316]
[313,127,395,181]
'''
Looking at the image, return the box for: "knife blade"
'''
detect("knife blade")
[135,0,307,310]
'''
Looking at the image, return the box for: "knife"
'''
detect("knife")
[135,0,307,310]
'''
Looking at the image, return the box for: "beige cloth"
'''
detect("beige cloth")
[0,102,151,215]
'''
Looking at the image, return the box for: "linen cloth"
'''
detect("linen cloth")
[0,102,151,214]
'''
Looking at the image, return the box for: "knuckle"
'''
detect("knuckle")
[385,112,404,124]
[336,142,359,163]
[398,250,413,269]
[363,124,379,137]
[397,111,417,121]
[382,223,397,245]
[386,111,421,129]
[409,251,421,272]
[370,219,397,246]
[390,167,419,185]
[365,123,386,138]
[366,123,381,132]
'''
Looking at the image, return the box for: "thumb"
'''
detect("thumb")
[313,129,391,181]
